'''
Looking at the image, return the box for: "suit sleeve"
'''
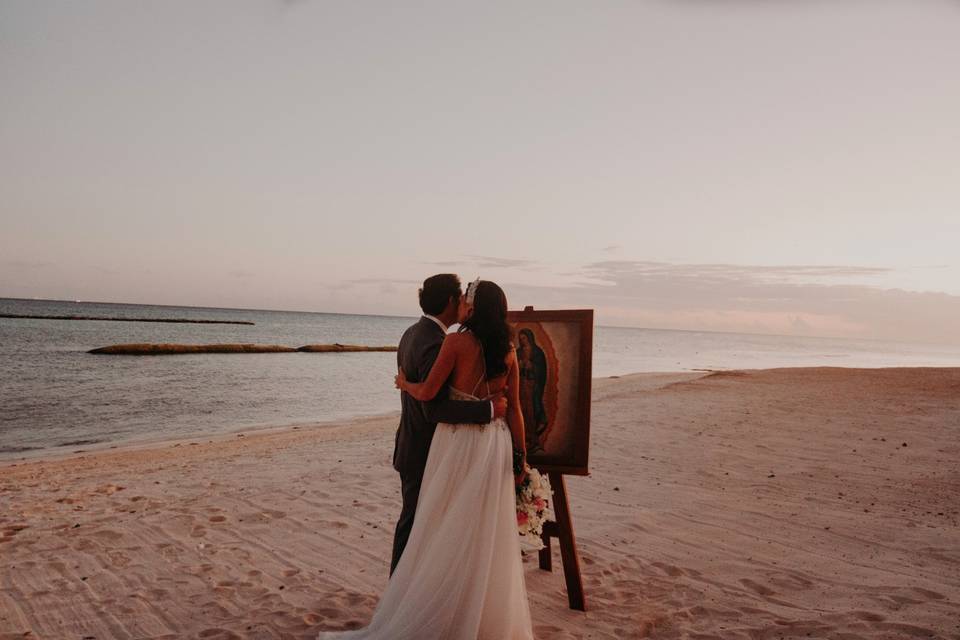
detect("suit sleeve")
[418,339,493,425]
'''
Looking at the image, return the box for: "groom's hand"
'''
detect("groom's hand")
[394,368,408,391]
[492,394,508,420]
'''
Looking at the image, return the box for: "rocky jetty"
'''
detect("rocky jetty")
[296,344,397,353]
[2,313,254,325]
[88,343,397,355]
[89,344,296,355]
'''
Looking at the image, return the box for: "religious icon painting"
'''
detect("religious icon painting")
[508,308,593,476]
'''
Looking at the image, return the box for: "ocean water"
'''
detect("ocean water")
[2,297,959,461]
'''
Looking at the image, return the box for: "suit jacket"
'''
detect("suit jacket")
[393,316,492,477]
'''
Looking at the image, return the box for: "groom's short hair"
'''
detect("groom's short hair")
[419,274,462,316]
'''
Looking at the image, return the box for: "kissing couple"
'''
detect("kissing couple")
[318,274,536,640]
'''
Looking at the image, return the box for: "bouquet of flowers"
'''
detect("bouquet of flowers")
[515,462,555,551]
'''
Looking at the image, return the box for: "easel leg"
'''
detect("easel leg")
[538,525,553,571]
[549,472,586,611]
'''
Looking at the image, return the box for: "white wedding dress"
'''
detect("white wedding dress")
[317,385,535,640]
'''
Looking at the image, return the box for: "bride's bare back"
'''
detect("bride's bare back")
[446,333,512,399]
[396,329,527,484]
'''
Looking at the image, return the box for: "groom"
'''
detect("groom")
[391,273,507,575]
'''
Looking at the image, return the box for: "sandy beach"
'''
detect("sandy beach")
[1,367,958,640]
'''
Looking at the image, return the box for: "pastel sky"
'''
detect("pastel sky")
[2,1,959,343]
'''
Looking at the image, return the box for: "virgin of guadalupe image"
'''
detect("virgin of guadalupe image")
[517,328,548,454]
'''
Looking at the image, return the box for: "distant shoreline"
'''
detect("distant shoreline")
[3,296,960,348]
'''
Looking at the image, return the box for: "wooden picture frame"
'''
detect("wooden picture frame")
[507,307,593,476]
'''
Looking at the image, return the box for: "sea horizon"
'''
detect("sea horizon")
[3,296,960,462]
[4,295,955,350]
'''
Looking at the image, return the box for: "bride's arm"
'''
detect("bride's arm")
[396,334,460,401]
[505,349,527,484]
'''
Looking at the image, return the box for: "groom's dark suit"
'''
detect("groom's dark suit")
[391,315,492,575]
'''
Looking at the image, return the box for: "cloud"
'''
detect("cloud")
[582,261,891,284]
[324,277,421,294]
[421,255,541,271]
[463,255,538,269]
[348,278,420,285]
[499,261,960,345]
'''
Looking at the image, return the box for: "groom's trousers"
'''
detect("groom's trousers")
[390,469,423,576]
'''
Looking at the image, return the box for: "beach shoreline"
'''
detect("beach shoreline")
[0,409,404,469]
[2,367,958,639]
[0,371,694,468]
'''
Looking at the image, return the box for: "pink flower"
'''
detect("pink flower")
[533,498,546,510]
[517,511,529,526]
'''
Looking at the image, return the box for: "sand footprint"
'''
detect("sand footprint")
[651,561,685,577]
[911,586,945,600]
[314,606,345,619]
[533,624,568,639]
[739,578,776,596]
[198,628,241,639]
[47,560,67,573]
[107,550,131,568]
[346,592,376,607]
[875,621,941,637]
[852,610,887,622]
[767,570,814,590]
[91,528,124,542]
[1,524,29,539]
[94,484,125,495]
[303,612,323,625]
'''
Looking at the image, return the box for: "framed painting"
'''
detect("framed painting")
[507,307,593,476]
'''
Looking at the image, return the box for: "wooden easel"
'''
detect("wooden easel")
[536,471,586,611]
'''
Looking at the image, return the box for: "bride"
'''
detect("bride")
[318,279,535,640]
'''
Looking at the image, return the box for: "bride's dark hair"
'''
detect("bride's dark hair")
[458,280,512,379]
